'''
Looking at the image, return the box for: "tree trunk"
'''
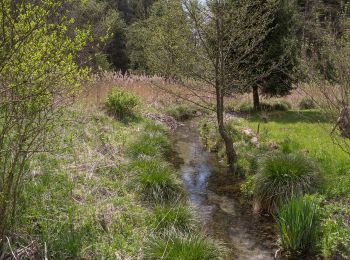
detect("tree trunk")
[214,0,237,173]
[216,86,237,173]
[253,85,260,111]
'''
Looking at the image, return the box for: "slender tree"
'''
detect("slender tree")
[182,0,281,171]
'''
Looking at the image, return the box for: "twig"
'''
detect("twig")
[6,237,18,260]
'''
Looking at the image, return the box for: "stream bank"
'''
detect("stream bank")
[173,120,278,259]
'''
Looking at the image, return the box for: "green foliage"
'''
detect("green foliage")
[320,202,350,259]
[254,152,321,213]
[240,176,255,198]
[105,88,140,119]
[165,104,197,121]
[277,196,320,256]
[69,0,121,69]
[244,110,349,199]
[16,108,148,258]
[151,205,196,232]
[145,231,223,260]
[128,132,171,159]
[129,0,195,77]
[131,158,182,204]
[0,0,89,239]
[299,98,316,110]
[272,100,292,111]
[238,100,291,113]
[238,102,255,113]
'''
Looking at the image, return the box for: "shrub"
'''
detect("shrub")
[272,100,291,111]
[225,102,236,113]
[238,102,254,113]
[131,158,182,203]
[105,88,140,119]
[277,196,320,256]
[254,152,321,213]
[299,98,316,110]
[144,231,224,260]
[151,205,196,232]
[165,104,196,121]
[260,102,274,111]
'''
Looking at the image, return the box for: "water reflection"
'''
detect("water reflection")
[174,121,277,260]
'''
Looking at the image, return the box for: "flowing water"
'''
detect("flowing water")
[173,121,278,260]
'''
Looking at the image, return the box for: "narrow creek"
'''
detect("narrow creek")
[173,121,278,260]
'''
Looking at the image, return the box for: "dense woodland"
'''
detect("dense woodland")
[1,0,350,259]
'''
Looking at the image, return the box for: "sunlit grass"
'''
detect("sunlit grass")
[245,110,350,199]
[151,205,196,232]
[144,231,224,260]
[130,158,183,203]
[277,196,320,256]
[254,152,321,213]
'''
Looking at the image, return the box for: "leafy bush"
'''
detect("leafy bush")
[277,196,320,256]
[145,231,224,260]
[131,158,182,203]
[105,88,140,119]
[165,104,197,121]
[254,152,321,213]
[151,205,196,232]
[299,98,316,110]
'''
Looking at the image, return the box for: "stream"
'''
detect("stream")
[173,121,278,260]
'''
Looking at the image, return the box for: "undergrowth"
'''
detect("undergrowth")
[13,104,223,259]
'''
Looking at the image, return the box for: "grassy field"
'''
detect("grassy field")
[10,95,224,259]
[243,110,350,200]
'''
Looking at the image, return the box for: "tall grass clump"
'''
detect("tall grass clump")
[128,132,172,159]
[151,205,196,232]
[165,104,196,121]
[254,152,321,213]
[131,158,182,203]
[277,196,320,256]
[272,100,291,111]
[299,98,316,110]
[144,231,224,260]
[105,88,140,119]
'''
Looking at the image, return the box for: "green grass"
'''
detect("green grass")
[165,104,197,121]
[144,231,224,260]
[17,106,149,258]
[254,152,321,213]
[245,110,350,199]
[131,158,183,203]
[128,131,172,159]
[151,205,196,232]
[277,196,320,256]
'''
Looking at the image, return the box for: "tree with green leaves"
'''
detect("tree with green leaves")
[0,0,89,242]
[182,0,283,171]
[68,0,121,70]
[223,0,299,110]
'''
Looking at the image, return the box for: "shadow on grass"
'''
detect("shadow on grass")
[244,110,330,124]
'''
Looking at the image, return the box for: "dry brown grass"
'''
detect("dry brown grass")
[82,72,215,109]
[82,72,319,112]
